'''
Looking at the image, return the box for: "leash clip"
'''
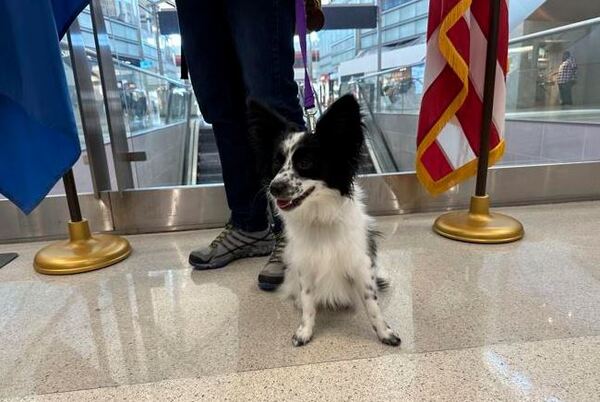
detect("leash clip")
[305,107,317,133]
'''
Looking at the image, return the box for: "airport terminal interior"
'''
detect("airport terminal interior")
[1,0,600,401]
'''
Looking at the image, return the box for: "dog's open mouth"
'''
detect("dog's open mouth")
[275,187,315,211]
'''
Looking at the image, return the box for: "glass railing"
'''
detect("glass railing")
[349,64,424,115]
[506,17,600,123]
[58,3,600,196]
[61,43,204,191]
[112,60,191,135]
[346,17,600,174]
[352,17,600,122]
[62,48,197,136]
[110,60,201,189]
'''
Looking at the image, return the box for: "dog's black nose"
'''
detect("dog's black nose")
[269,181,288,198]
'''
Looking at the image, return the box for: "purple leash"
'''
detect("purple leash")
[295,0,316,128]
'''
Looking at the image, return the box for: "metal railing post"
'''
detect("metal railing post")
[89,0,135,189]
[67,19,112,195]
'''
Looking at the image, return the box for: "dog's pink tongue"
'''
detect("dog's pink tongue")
[276,199,292,209]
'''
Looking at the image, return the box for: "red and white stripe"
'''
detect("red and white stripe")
[416,0,509,194]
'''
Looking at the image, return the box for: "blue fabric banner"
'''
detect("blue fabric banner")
[0,0,88,214]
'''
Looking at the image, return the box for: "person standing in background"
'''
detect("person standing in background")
[175,0,305,290]
[557,51,577,106]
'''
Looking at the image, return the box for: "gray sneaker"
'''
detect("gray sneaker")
[258,232,286,291]
[189,223,274,270]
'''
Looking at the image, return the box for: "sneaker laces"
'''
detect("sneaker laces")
[210,223,234,248]
[268,232,286,264]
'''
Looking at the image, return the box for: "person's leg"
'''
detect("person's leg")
[177,0,275,270]
[176,0,269,232]
[558,83,566,105]
[226,0,305,128]
[227,0,305,235]
[226,0,305,289]
[565,81,574,105]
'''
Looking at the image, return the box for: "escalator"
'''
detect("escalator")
[195,121,377,181]
[196,127,223,184]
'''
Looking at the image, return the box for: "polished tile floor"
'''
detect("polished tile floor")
[1,202,599,401]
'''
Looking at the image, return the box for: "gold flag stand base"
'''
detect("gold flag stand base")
[34,219,131,275]
[433,195,524,244]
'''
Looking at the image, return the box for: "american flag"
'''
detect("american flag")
[416,0,508,195]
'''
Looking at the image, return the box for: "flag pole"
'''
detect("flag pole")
[433,0,524,243]
[475,0,501,198]
[63,169,83,222]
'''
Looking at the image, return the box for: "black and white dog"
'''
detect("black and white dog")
[248,94,400,347]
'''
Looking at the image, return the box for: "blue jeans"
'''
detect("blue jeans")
[176,0,304,232]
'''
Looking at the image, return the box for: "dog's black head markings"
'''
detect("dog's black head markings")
[248,94,365,212]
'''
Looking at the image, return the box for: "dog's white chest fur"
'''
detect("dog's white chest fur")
[281,186,371,309]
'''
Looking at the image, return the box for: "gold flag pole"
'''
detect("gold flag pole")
[433,0,524,243]
[34,170,131,274]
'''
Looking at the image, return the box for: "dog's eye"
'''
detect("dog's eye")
[296,158,313,171]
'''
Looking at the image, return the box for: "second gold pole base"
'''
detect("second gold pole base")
[433,195,524,244]
[34,220,131,275]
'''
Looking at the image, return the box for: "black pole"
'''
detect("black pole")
[475,0,502,197]
[62,169,83,222]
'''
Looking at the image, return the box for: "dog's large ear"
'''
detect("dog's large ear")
[314,94,364,194]
[247,98,289,182]
[315,93,363,147]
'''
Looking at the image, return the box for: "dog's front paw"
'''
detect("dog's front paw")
[292,327,313,347]
[379,328,401,347]
[292,333,311,347]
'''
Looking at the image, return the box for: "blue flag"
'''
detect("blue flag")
[0,0,88,214]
